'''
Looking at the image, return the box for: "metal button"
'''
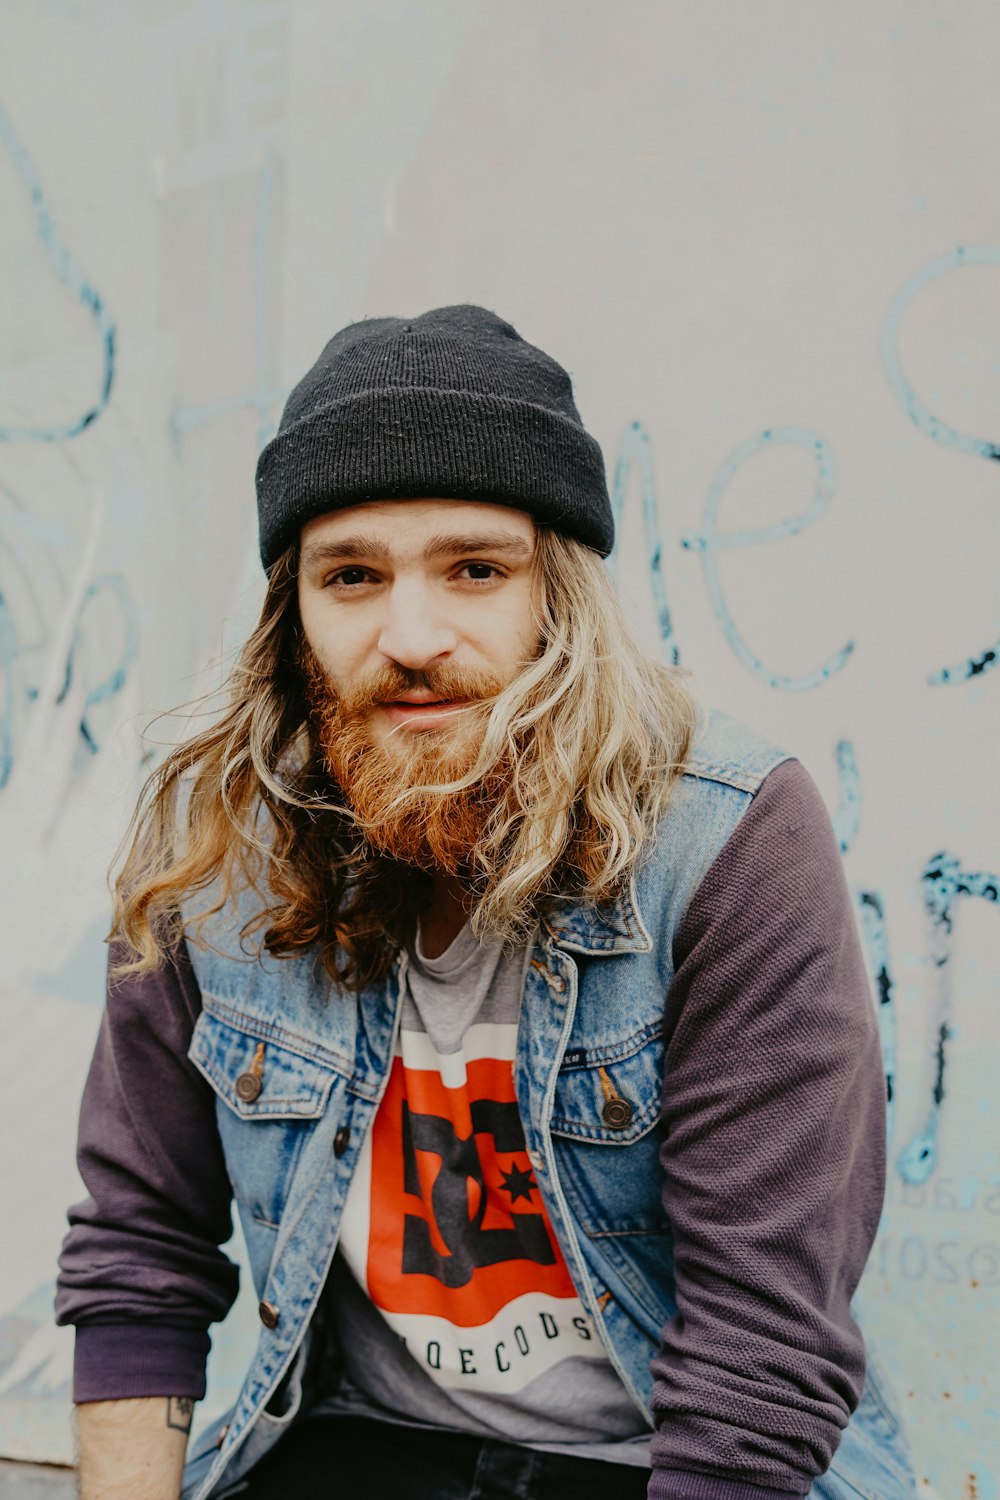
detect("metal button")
[333,1126,351,1158]
[258,1299,280,1329]
[601,1096,633,1130]
[216,1424,229,1448]
[235,1072,262,1103]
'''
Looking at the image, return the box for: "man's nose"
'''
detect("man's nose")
[376,580,458,670]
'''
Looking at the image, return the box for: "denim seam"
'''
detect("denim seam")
[191,1049,333,1120]
[201,996,354,1075]
[548,1106,660,1143]
[557,1021,663,1070]
[586,1226,671,1239]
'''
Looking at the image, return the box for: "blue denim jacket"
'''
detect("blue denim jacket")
[180,707,915,1500]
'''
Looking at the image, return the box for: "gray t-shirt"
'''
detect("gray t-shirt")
[314,919,651,1465]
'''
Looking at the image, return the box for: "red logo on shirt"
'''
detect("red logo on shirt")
[367,1056,578,1324]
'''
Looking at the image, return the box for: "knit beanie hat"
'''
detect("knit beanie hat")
[255,303,613,570]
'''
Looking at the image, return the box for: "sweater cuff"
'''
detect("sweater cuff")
[648,1472,806,1500]
[73,1323,211,1403]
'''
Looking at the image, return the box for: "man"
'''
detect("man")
[56,304,915,1500]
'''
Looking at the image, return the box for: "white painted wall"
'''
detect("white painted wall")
[0,3,996,1494]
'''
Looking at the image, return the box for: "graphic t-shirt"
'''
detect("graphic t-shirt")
[315,920,651,1463]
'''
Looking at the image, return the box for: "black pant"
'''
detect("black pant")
[235,1413,650,1499]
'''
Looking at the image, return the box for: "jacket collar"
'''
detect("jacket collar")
[543,875,652,956]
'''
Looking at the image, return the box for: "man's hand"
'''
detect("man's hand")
[75,1397,193,1500]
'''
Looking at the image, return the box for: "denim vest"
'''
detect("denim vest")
[180,707,915,1500]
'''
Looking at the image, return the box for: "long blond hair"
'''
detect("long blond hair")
[111,528,698,990]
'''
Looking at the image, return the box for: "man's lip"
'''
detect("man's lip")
[381,698,467,710]
[386,694,450,706]
[378,698,470,723]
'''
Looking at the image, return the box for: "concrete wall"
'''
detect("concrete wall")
[0,3,997,1494]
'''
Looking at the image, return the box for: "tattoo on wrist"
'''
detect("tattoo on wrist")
[166,1397,194,1433]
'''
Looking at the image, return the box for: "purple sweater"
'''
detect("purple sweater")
[55,758,886,1500]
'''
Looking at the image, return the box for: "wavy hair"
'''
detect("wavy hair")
[110,528,700,990]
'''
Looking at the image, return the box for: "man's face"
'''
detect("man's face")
[297,498,539,867]
[297,497,538,757]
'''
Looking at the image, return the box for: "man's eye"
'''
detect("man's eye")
[329,567,372,588]
[458,563,501,581]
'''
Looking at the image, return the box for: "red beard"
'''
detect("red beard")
[301,649,512,873]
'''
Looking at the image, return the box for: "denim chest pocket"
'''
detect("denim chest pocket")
[549,1022,670,1250]
[550,1022,663,1144]
[189,1007,341,1229]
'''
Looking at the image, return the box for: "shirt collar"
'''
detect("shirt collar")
[543,875,652,956]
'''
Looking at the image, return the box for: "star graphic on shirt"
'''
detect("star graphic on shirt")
[498,1160,536,1204]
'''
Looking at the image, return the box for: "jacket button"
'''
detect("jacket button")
[602,1097,633,1130]
[333,1126,351,1158]
[235,1072,262,1103]
[526,1149,544,1172]
[258,1300,280,1329]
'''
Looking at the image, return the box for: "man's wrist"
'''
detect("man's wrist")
[76,1397,190,1500]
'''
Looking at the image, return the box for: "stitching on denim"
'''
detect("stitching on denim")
[682,748,794,793]
[557,1021,662,1071]
[683,762,764,792]
[200,995,353,1076]
[193,1049,329,1118]
[548,1104,659,1143]
[587,1226,671,1239]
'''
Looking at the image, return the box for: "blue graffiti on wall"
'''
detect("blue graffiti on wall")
[833,738,898,1148]
[857,890,898,1151]
[881,244,1000,685]
[802,725,996,1185]
[832,738,861,855]
[606,421,679,664]
[0,106,134,785]
[680,427,855,691]
[609,253,999,694]
[896,854,1000,1185]
[0,101,116,441]
[58,574,139,755]
[0,495,139,790]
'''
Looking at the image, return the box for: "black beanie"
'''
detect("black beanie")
[255,303,613,570]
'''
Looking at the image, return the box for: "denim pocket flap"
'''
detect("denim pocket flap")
[189,1009,338,1120]
[550,1024,663,1143]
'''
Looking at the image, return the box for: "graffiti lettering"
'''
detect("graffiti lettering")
[880,244,1000,684]
[681,427,854,691]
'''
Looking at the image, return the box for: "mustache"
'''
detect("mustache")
[302,654,508,717]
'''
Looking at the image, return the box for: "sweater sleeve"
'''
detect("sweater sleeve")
[646,757,886,1500]
[54,938,240,1402]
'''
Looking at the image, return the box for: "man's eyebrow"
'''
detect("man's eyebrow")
[422,531,534,560]
[300,535,391,568]
[300,530,533,569]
